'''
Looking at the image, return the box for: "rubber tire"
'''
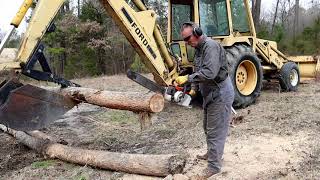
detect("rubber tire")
[226,44,263,108]
[279,62,300,91]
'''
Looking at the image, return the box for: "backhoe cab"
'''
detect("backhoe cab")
[168,0,319,108]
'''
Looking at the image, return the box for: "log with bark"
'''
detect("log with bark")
[58,87,165,113]
[46,86,165,129]
[0,124,186,177]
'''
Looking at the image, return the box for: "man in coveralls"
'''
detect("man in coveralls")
[175,22,234,178]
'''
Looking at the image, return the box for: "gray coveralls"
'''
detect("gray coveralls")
[187,36,234,172]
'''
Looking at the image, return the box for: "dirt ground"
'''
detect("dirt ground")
[1,74,320,180]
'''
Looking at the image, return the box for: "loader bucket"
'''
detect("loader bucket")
[0,79,76,131]
[288,56,320,81]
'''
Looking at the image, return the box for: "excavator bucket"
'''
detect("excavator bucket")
[0,79,76,131]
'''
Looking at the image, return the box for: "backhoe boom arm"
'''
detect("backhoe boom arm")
[0,0,190,131]
[1,0,178,87]
[99,0,178,86]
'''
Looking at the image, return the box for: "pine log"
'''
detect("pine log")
[0,124,186,176]
[57,87,164,113]
[45,86,163,129]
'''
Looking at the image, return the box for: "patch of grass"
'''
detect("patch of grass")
[109,111,136,123]
[71,168,91,180]
[75,175,87,180]
[31,160,56,169]
[155,128,177,139]
[95,110,137,124]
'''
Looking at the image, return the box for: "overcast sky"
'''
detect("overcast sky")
[0,0,315,34]
[1,0,30,34]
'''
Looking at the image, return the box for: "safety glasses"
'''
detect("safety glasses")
[183,34,193,42]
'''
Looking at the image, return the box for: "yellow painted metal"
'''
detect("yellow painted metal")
[288,56,318,62]
[154,25,175,69]
[194,0,199,24]
[236,60,257,96]
[132,0,147,10]
[166,0,320,83]
[100,0,177,86]
[288,56,320,79]
[132,0,174,70]
[179,42,188,63]
[255,38,284,69]
[3,0,178,86]
[217,36,252,47]
[0,62,21,70]
[0,0,318,90]
[16,0,65,65]
[226,0,233,36]
[262,65,276,71]
[167,0,200,42]
[181,45,195,66]
[10,0,33,27]
[243,0,256,38]
[270,45,288,60]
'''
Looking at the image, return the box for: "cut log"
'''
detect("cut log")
[44,86,164,129]
[46,144,185,177]
[0,124,186,177]
[56,87,164,113]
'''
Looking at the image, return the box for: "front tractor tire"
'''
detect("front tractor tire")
[226,45,263,108]
[279,62,300,91]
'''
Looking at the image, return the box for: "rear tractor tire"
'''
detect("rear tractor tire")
[226,44,263,108]
[279,62,300,91]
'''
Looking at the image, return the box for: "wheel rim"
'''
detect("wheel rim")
[235,60,257,96]
[290,69,299,86]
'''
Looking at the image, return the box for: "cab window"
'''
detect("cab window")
[231,0,250,32]
[199,0,229,36]
[171,2,193,40]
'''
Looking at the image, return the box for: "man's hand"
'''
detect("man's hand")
[189,89,196,96]
[175,75,188,85]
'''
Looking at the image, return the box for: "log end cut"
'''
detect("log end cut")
[149,93,164,113]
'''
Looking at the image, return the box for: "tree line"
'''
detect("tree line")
[1,0,319,79]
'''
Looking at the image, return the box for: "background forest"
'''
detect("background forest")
[0,0,319,79]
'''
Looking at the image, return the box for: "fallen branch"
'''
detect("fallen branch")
[27,130,68,145]
[0,124,186,177]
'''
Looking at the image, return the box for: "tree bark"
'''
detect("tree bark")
[252,0,261,30]
[55,87,165,113]
[0,124,186,177]
[294,0,300,39]
[78,0,81,17]
[271,0,280,35]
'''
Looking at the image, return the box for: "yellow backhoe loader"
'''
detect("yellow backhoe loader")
[0,0,319,131]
